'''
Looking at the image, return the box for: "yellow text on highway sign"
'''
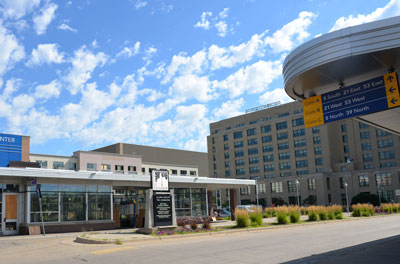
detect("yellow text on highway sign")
[384,72,400,108]
[303,95,324,128]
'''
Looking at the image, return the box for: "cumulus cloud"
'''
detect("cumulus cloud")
[0,23,25,76]
[330,0,400,32]
[34,80,62,100]
[215,21,227,37]
[116,41,140,58]
[0,0,41,20]
[219,8,229,19]
[64,46,108,95]
[259,88,293,105]
[135,0,147,10]
[213,98,244,120]
[33,2,58,35]
[194,11,212,30]
[264,11,316,53]
[169,74,213,103]
[26,43,64,66]
[57,23,77,33]
[194,8,231,37]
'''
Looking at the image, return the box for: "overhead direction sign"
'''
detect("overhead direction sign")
[303,72,400,128]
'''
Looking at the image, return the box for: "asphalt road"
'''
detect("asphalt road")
[2,215,400,264]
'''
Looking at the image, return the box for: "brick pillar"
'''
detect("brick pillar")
[230,189,238,220]
[207,190,214,217]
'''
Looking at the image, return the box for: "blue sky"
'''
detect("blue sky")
[0,0,399,155]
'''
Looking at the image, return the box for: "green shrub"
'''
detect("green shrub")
[235,208,249,228]
[352,203,374,217]
[250,211,263,227]
[276,207,289,225]
[318,211,328,220]
[308,211,318,221]
[289,212,300,223]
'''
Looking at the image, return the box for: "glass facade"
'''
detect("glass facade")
[174,188,207,217]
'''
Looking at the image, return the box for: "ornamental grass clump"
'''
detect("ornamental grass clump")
[352,203,374,217]
[263,208,275,218]
[288,206,300,223]
[300,207,308,216]
[250,207,263,227]
[275,206,289,225]
[235,208,250,228]
[331,205,343,219]
[307,206,319,221]
[317,206,328,221]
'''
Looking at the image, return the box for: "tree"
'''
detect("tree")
[351,192,380,206]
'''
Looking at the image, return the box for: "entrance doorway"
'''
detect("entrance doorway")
[2,193,18,235]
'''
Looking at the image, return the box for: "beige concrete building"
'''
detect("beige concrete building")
[208,101,400,207]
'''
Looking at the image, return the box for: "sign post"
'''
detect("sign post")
[303,72,400,128]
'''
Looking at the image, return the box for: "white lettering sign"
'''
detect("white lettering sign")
[0,136,16,143]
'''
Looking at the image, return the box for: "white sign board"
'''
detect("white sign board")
[151,170,169,191]
[395,189,400,196]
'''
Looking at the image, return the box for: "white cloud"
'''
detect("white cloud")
[33,2,57,35]
[57,23,77,33]
[116,41,140,58]
[139,88,165,102]
[219,8,229,19]
[213,98,244,120]
[330,0,400,32]
[0,0,41,20]
[194,11,212,30]
[64,46,108,94]
[26,43,64,66]
[169,74,213,103]
[215,21,227,37]
[264,11,316,53]
[143,46,157,61]
[259,88,293,105]
[0,23,25,76]
[35,80,61,100]
[135,0,147,10]
[213,59,282,98]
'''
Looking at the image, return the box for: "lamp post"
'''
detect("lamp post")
[344,182,349,213]
[377,182,382,206]
[296,180,300,215]
[256,178,259,206]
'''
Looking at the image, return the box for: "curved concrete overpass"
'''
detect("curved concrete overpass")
[283,16,400,134]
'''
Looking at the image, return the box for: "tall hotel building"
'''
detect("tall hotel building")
[207,101,400,207]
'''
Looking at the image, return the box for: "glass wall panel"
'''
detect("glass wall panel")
[175,188,191,216]
[191,188,206,216]
[30,184,59,222]
[60,184,86,221]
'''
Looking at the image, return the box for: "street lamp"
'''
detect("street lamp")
[296,180,300,215]
[344,182,349,213]
[256,178,259,206]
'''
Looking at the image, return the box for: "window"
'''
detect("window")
[224,152,230,159]
[223,134,229,141]
[379,190,394,203]
[363,153,373,162]
[115,165,124,172]
[277,132,289,140]
[212,146,216,153]
[249,166,260,174]
[265,174,275,179]
[262,135,273,143]
[315,157,323,166]
[279,152,290,160]
[276,121,287,130]
[53,161,64,169]
[287,180,298,192]
[248,138,258,145]
[60,184,86,221]
[339,177,345,189]
[249,157,259,164]
[257,183,267,194]
[294,109,303,114]
[278,112,290,118]
[233,131,243,139]
[261,125,271,133]
[225,161,230,168]
[235,150,244,157]
[88,185,111,221]
[142,168,146,173]
[278,142,289,150]
[342,135,348,143]
[240,186,251,195]
[360,131,370,139]
[279,162,291,170]
[280,172,292,177]
[378,139,393,148]
[341,124,347,132]
[380,162,396,168]
[362,142,371,150]
[359,175,369,187]
[224,143,229,150]
[249,120,258,125]
[376,172,392,186]
[67,162,76,170]
[36,160,48,168]
[292,118,304,127]
[376,129,390,137]
[263,116,273,122]
[264,164,275,172]
[236,123,245,128]
[313,136,321,144]
[263,155,274,162]
[101,164,110,171]
[213,155,216,161]
[235,159,245,166]
[295,149,307,157]
[236,168,245,175]
[296,160,308,168]
[263,145,273,152]
[364,164,374,169]
[248,148,258,155]
[190,171,196,176]
[312,127,320,134]
[379,150,395,160]
[180,170,188,175]
[344,145,349,153]
[30,184,59,222]
[271,182,283,193]
[359,123,369,129]
[293,129,305,137]
[308,179,316,190]
[234,141,244,148]
[294,139,306,147]
[297,170,309,175]
[247,128,257,136]
[225,170,231,177]
[212,137,215,144]
[316,168,324,173]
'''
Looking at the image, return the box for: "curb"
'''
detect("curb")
[74,236,120,244]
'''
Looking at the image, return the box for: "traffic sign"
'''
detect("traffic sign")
[303,72,400,128]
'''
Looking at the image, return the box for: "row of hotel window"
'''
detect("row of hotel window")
[222,148,321,162]
[212,110,304,134]
[240,173,395,196]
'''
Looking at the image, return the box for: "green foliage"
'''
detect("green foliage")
[308,211,318,221]
[289,212,300,223]
[318,211,328,221]
[352,203,374,217]
[249,211,263,227]
[351,193,380,206]
[235,208,250,228]
[277,213,288,225]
